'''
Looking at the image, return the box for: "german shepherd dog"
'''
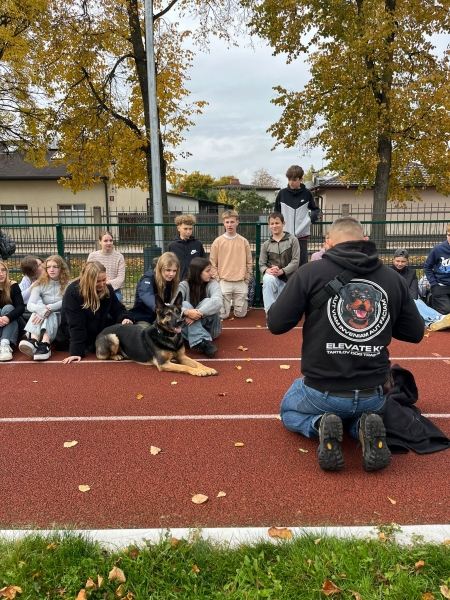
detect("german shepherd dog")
[95,292,218,377]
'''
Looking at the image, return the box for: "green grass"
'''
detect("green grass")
[1,531,450,599]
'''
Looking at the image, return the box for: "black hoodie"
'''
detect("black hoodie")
[166,235,205,279]
[268,240,424,391]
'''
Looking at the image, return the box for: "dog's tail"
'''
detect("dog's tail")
[96,333,120,360]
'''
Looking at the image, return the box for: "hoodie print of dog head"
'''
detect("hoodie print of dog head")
[338,283,382,330]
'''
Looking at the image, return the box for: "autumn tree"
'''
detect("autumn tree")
[171,171,215,196]
[245,0,450,235]
[228,189,269,213]
[1,0,250,214]
[251,167,280,188]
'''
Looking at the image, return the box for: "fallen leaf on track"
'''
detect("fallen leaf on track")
[108,566,126,583]
[217,491,226,497]
[0,586,22,599]
[33,380,38,383]
[245,357,251,361]
[136,394,143,399]
[237,345,248,351]
[276,415,282,420]
[150,446,161,455]
[246,378,253,383]
[268,526,293,540]
[192,494,208,504]
[387,497,397,504]
[234,442,244,447]
[63,441,78,448]
[256,325,262,328]
[299,448,308,453]
[78,485,90,492]
[322,579,342,595]
[236,366,242,370]
[171,381,178,385]
[431,352,441,357]
[279,364,291,370]
[229,317,235,321]
[218,392,227,396]
[444,360,450,365]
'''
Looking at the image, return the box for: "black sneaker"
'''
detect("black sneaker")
[318,413,344,471]
[194,340,217,358]
[358,413,392,472]
[34,341,52,361]
[18,338,39,358]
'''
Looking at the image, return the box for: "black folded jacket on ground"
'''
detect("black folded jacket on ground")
[383,364,450,454]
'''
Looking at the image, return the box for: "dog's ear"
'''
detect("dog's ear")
[174,291,183,308]
[155,294,164,311]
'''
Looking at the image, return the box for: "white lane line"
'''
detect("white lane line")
[7,356,450,364]
[0,413,448,423]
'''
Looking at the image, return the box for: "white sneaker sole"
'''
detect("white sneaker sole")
[19,342,37,358]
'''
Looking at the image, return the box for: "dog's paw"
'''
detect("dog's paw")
[110,355,124,361]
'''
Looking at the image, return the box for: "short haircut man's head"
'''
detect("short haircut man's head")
[268,211,284,223]
[222,209,239,221]
[286,165,304,179]
[329,217,365,244]
[174,214,196,227]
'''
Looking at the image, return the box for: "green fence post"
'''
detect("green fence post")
[254,221,262,307]
[55,223,65,257]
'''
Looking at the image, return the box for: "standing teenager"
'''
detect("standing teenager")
[0,261,25,361]
[19,255,70,361]
[87,231,125,302]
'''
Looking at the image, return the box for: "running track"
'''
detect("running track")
[1,309,449,530]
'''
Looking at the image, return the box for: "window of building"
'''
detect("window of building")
[0,204,28,226]
[58,204,87,225]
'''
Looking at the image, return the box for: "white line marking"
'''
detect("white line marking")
[0,413,448,423]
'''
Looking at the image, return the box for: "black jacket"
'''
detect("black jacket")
[274,185,321,238]
[390,264,418,299]
[59,281,130,357]
[128,267,172,323]
[268,240,424,392]
[1,282,25,322]
[166,236,205,280]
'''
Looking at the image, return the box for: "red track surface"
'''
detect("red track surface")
[1,309,449,529]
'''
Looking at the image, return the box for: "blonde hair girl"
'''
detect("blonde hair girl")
[0,261,25,361]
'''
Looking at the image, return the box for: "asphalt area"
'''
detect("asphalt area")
[1,308,449,530]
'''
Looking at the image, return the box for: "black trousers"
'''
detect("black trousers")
[298,238,309,266]
[431,285,450,314]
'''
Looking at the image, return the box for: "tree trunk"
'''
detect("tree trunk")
[371,133,391,248]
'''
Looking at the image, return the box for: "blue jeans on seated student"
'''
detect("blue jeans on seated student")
[280,377,387,440]
[115,289,123,303]
[414,298,442,326]
[1,305,19,345]
[182,299,222,348]
[262,274,286,313]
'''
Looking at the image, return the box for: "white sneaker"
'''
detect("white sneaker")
[0,344,13,361]
[19,338,38,357]
[429,313,450,331]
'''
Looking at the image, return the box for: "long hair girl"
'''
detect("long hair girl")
[154,252,180,300]
[0,261,12,305]
[78,261,109,313]
[185,257,211,309]
[33,254,71,294]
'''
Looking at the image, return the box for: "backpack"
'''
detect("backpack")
[0,229,16,260]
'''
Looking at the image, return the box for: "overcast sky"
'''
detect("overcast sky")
[172,36,325,186]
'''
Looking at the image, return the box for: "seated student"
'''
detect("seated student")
[19,255,44,305]
[87,231,125,302]
[259,211,300,314]
[58,261,132,364]
[0,261,25,362]
[311,233,330,261]
[177,257,222,358]
[128,252,180,324]
[390,247,450,330]
[166,214,205,280]
[18,255,70,361]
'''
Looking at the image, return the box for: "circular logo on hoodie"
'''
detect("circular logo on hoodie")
[327,279,390,341]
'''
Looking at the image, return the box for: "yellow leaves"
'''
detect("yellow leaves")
[218,392,227,396]
[236,366,242,370]
[171,381,178,385]
[108,566,126,583]
[349,591,362,600]
[299,448,309,453]
[314,538,322,545]
[414,560,425,570]
[268,526,293,540]
[191,565,200,573]
[150,446,162,455]
[440,586,450,599]
[246,378,253,383]
[217,491,226,497]
[0,587,22,599]
[78,485,90,492]
[431,353,441,357]
[256,324,262,328]
[279,364,291,369]
[237,345,248,351]
[421,593,434,600]
[234,442,244,447]
[75,591,87,600]
[387,497,397,505]
[191,494,208,504]
[136,394,143,400]
[63,440,78,448]
[244,357,251,362]
[378,533,388,543]
[321,579,342,595]
[46,542,57,550]
[228,317,235,321]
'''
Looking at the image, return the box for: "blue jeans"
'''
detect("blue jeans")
[280,378,387,440]
[262,274,286,313]
[182,299,222,347]
[414,298,442,326]
[115,289,123,303]
[0,305,19,345]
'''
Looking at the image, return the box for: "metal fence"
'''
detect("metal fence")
[1,205,449,307]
